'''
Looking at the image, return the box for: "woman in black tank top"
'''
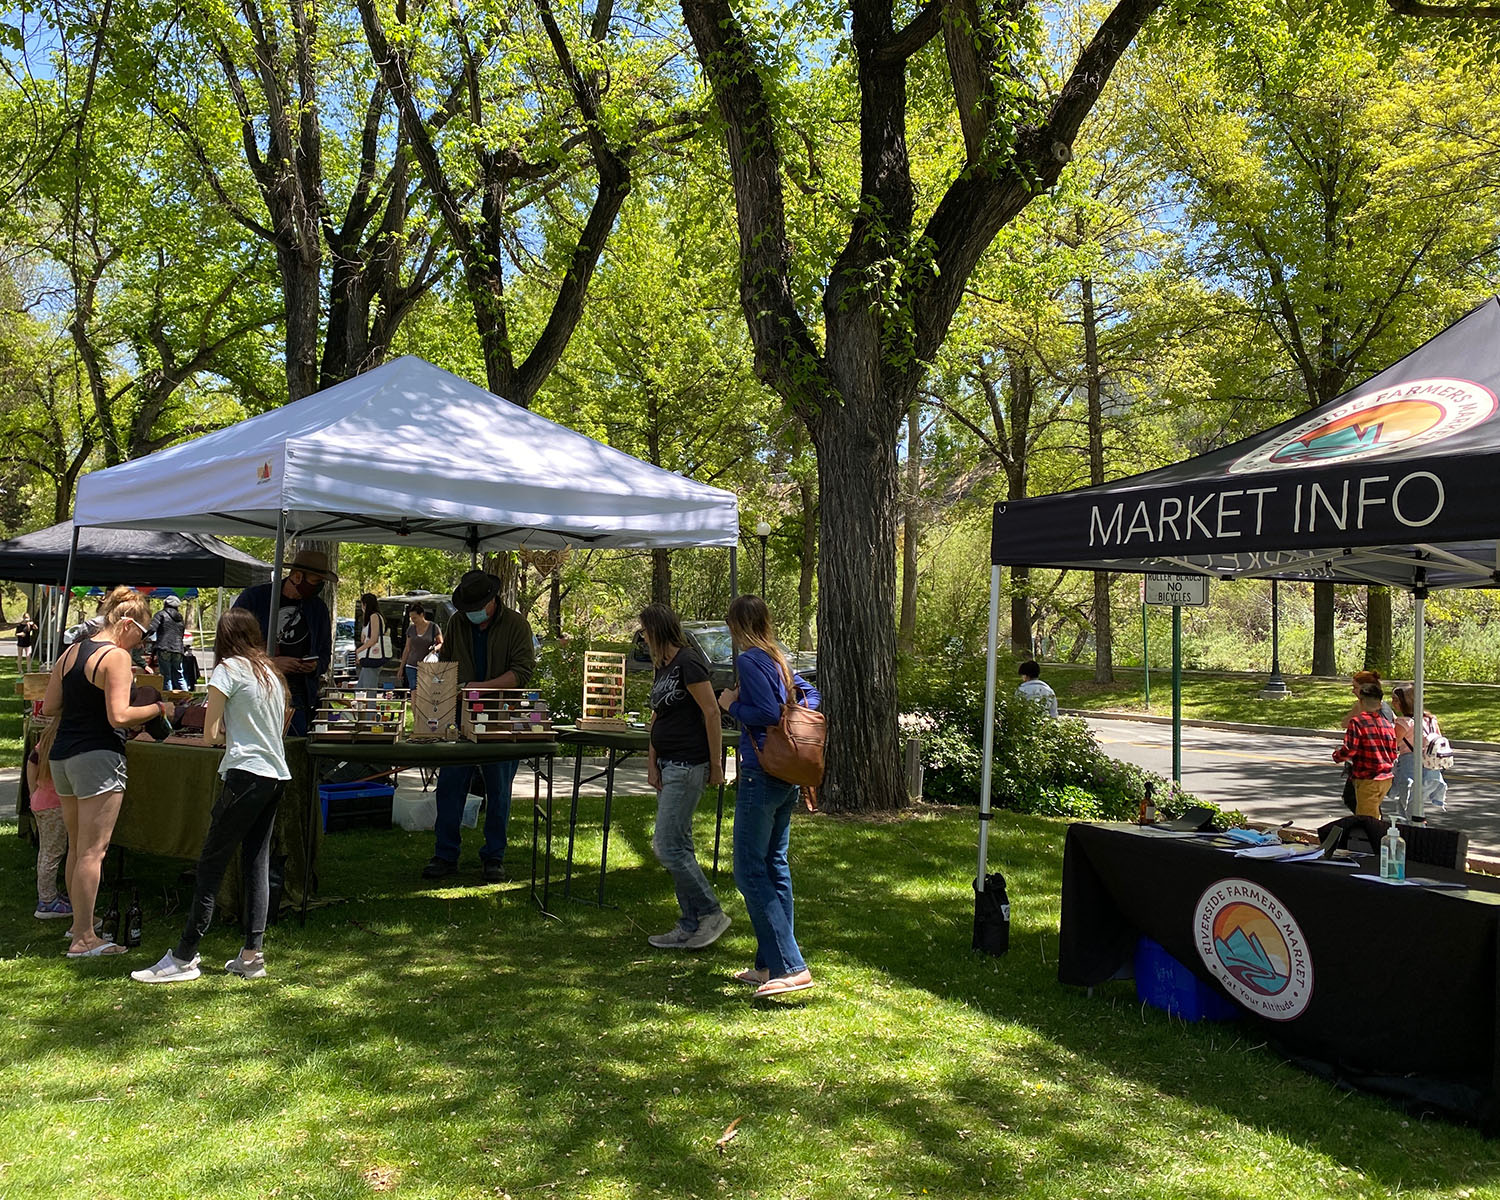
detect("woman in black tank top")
[42,596,169,957]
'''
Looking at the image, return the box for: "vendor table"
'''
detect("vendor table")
[17,731,320,920]
[305,738,558,914]
[555,726,737,909]
[1061,822,1500,1127]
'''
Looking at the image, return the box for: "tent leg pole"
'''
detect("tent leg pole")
[56,525,81,659]
[977,564,1002,890]
[267,512,288,662]
[1412,592,1425,823]
[1172,606,1182,784]
[729,546,738,600]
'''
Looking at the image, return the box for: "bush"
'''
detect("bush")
[900,657,1220,823]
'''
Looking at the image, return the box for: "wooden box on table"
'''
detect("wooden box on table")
[311,688,406,742]
[460,687,554,741]
[410,660,461,741]
[578,650,628,731]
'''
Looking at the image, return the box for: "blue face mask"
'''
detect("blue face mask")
[465,608,489,625]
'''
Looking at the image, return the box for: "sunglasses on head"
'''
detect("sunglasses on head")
[124,617,149,636]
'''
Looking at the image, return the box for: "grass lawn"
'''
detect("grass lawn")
[1044,664,1500,743]
[3,800,1499,1198]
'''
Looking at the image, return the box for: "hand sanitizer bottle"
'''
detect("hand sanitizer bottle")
[1381,817,1406,881]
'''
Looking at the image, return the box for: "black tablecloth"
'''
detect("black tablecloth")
[1060,822,1500,1126]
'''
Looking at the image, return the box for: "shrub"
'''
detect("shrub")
[900,657,1222,823]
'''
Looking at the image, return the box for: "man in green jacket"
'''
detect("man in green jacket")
[422,570,536,883]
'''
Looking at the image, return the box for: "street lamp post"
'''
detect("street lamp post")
[754,520,771,596]
[1261,577,1291,699]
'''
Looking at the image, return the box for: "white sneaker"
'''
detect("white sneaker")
[131,951,201,984]
[225,953,267,979]
[684,910,732,950]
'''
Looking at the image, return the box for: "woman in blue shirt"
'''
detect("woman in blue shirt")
[717,595,820,997]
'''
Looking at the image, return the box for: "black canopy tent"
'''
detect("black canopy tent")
[0,521,273,588]
[977,295,1500,882]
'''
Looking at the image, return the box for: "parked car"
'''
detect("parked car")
[628,620,816,692]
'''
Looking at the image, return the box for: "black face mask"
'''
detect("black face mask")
[290,575,323,599]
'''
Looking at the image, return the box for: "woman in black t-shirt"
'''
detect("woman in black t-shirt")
[641,603,728,951]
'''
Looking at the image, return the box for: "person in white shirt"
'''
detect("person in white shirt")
[132,608,291,984]
[1016,660,1058,718]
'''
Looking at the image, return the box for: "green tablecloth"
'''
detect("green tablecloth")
[17,731,320,915]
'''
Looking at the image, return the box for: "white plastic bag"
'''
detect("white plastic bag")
[461,793,482,828]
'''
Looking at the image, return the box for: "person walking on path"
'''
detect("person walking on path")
[1390,684,1449,819]
[1016,660,1058,717]
[148,596,189,690]
[398,602,442,691]
[15,611,37,672]
[354,592,388,691]
[422,571,535,884]
[1333,678,1398,819]
[233,550,334,735]
[43,591,169,957]
[131,608,292,984]
[639,603,729,951]
[718,594,820,998]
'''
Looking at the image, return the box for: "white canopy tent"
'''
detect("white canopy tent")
[68,356,742,647]
[73,356,739,551]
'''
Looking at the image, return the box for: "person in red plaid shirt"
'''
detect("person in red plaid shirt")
[1333,679,1398,817]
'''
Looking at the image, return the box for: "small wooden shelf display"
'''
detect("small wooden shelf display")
[578,650,628,731]
[460,687,554,741]
[311,688,406,742]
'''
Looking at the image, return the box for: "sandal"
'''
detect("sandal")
[754,969,814,997]
[65,940,128,958]
[734,967,770,986]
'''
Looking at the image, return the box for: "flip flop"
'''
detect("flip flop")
[65,940,127,958]
[734,967,770,986]
[754,971,814,998]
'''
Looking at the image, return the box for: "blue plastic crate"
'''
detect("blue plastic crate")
[1134,937,1241,1022]
[317,781,395,833]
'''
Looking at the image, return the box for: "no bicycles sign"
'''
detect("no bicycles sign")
[1143,573,1209,607]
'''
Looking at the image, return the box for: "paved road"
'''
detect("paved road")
[1083,716,1500,856]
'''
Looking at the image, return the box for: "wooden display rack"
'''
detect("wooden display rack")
[410,660,461,741]
[311,688,406,743]
[460,687,554,741]
[578,650,627,731]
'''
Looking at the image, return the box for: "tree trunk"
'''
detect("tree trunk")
[814,406,903,814]
[1080,271,1113,684]
[797,480,817,651]
[898,401,920,654]
[1312,582,1337,675]
[1010,566,1032,657]
[651,549,671,608]
[1364,586,1392,674]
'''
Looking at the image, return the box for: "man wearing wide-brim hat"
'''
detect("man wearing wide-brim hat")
[423,570,536,884]
[232,549,337,736]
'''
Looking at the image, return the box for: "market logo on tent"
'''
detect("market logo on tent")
[256,461,272,485]
[1193,878,1313,1021]
[1228,377,1498,475]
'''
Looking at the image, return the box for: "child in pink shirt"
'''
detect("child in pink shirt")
[28,718,71,919]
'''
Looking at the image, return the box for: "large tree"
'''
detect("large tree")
[680,0,1161,810]
[1137,5,1500,673]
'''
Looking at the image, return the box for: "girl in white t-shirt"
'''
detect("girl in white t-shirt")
[132,608,291,984]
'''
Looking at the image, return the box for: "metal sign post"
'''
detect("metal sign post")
[1144,574,1209,785]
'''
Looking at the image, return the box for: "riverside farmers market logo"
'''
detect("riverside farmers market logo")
[1193,878,1313,1021]
[1228,378,1498,475]
[256,460,272,485]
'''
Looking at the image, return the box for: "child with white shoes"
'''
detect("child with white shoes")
[132,609,291,985]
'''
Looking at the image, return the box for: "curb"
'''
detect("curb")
[1062,709,1500,754]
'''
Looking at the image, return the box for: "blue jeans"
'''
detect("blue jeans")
[357,664,383,690]
[404,665,418,691]
[653,761,720,932]
[1390,752,1449,817]
[434,759,519,864]
[158,650,188,691]
[733,767,805,977]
